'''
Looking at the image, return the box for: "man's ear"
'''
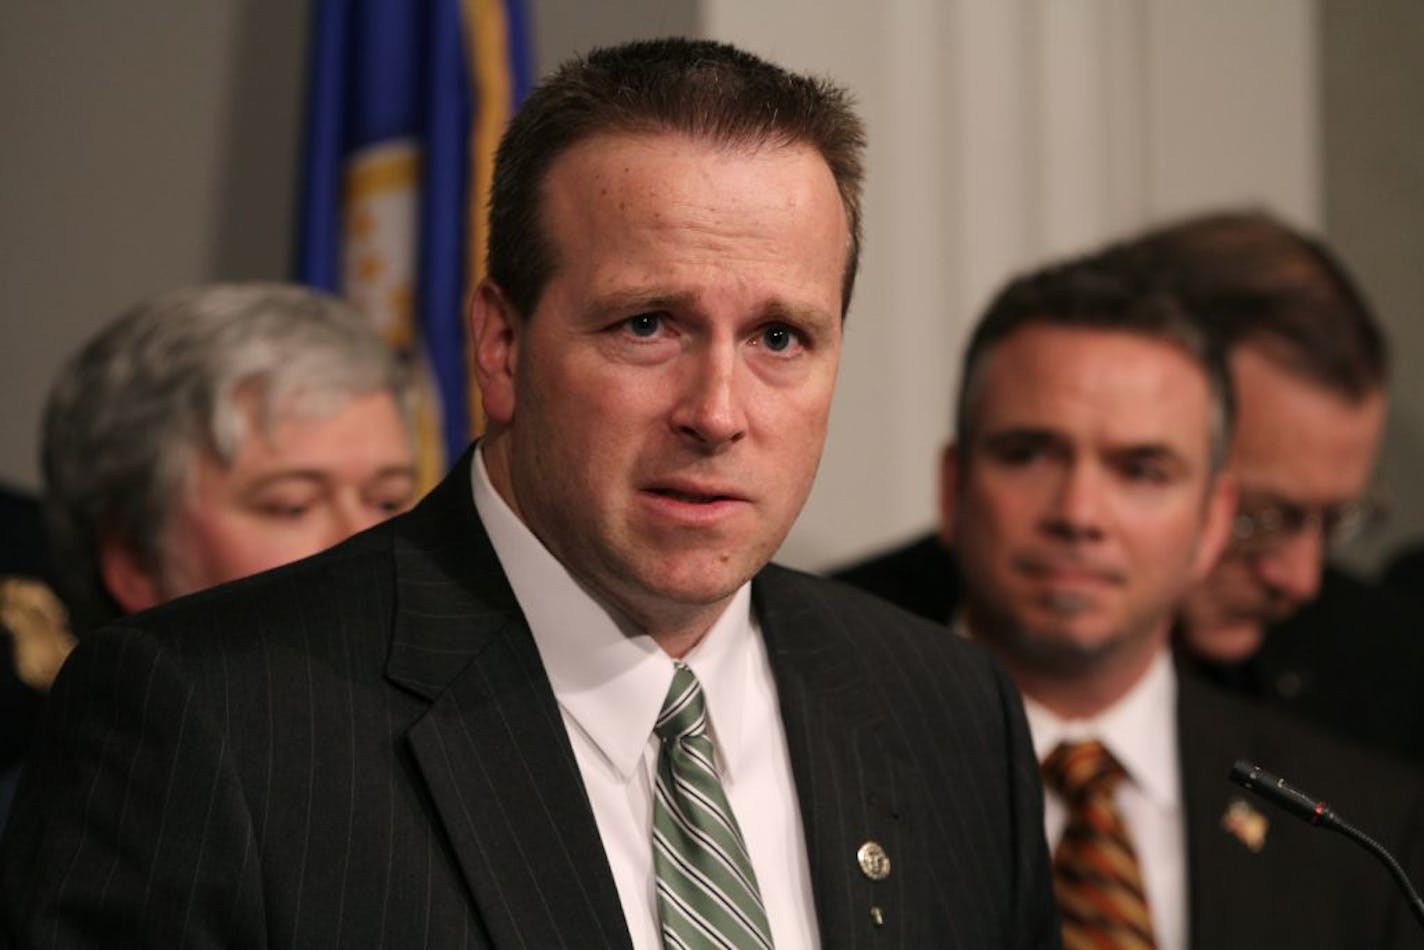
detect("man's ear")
[469,279,521,426]
[97,534,161,615]
[1192,470,1238,582]
[938,441,961,547]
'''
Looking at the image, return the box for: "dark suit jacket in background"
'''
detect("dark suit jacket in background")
[1177,667,1424,948]
[0,484,53,827]
[1197,563,1424,767]
[834,531,1424,947]
[834,531,1424,767]
[0,483,48,580]
[1,458,1059,948]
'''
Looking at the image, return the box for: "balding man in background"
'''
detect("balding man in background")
[1127,211,1424,765]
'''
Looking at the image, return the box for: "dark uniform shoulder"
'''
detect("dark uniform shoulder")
[827,532,961,624]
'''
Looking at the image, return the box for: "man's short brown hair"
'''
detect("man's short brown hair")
[486,38,866,319]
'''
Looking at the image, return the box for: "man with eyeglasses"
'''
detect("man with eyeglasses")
[1137,211,1424,767]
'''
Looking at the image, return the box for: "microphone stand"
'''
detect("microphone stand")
[1230,760,1424,931]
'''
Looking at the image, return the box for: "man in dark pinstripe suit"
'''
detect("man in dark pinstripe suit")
[1,39,1058,948]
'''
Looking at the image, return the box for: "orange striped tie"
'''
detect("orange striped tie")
[1041,740,1157,950]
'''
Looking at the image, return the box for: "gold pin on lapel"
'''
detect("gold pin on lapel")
[1221,797,1269,852]
[857,841,891,881]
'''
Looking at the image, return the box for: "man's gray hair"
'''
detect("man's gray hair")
[42,282,413,632]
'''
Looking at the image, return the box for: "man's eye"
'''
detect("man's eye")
[624,313,662,337]
[991,444,1046,466]
[259,502,312,520]
[1120,461,1169,484]
[763,325,793,352]
[755,323,802,354]
[372,491,415,515]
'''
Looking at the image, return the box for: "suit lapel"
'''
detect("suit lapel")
[755,566,916,949]
[385,458,919,947]
[386,452,632,949]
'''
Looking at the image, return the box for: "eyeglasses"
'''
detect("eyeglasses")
[1230,486,1389,556]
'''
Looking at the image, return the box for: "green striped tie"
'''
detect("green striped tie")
[653,664,775,950]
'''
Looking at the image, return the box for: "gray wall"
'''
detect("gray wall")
[535,0,696,68]
[0,0,307,489]
[1322,0,1424,571]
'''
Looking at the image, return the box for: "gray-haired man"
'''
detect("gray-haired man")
[41,281,418,634]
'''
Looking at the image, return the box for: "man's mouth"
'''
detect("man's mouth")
[649,487,729,504]
[1014,554,1127,587]
[643,480,747,505]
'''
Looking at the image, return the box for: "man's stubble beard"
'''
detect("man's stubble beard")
[971,591,1169,681]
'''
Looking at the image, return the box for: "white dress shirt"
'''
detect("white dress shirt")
[471,448,820,949]
[1023,650,1187,950]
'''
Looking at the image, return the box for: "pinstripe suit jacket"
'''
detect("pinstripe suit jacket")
[0,454,1058,948]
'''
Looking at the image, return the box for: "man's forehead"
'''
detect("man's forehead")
[1230,343,1386,499]
[981,325,1210,412]
[551,126,839,198]
[535,129,847,308]
[959,324,1213,467]
[1231,343,1388,427]
[539,131,839,229]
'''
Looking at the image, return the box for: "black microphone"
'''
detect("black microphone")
[1230,760,1424,930]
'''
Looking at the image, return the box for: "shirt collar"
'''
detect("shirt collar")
[1023,649,1181,810]
[470,446,754,782]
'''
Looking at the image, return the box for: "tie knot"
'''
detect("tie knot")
[1041,739,1126,801]
[655,664,709,743]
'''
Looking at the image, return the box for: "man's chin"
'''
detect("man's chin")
[978,613,1126,678]
[623,555,757,612]
[1181,617,1267,663]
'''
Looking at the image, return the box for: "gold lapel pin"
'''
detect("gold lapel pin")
[857,841,891,881]
[1221,797,1269,853]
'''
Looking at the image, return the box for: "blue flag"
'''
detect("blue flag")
[296,0,532,479]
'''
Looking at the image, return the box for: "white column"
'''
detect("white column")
[702,0,1320,571]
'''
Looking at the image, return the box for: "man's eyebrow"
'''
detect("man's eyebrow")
[586,291,836,329]
[364,464,419,481]
[762,298,838,332]
[976,430,1193,467]
[979,427,1060,447]
[586,290,697,320]
[1113,443,1184,459]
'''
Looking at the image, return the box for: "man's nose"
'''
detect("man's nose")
[1041,463,1105,541]
[329,497,384,545]
[1252,527,1325,604]
[670,346,748,448]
